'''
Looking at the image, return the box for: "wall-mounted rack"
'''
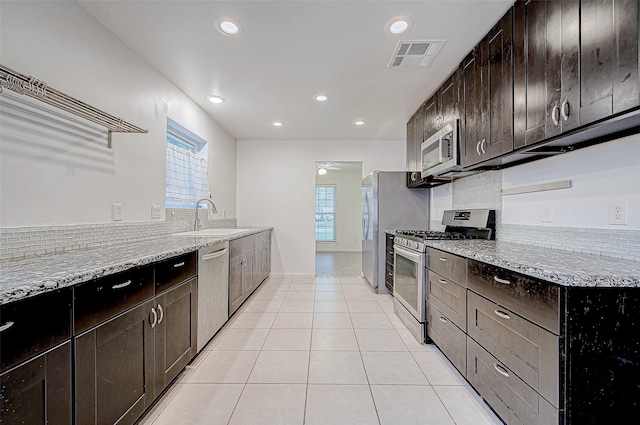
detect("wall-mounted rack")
[0,64,148,148]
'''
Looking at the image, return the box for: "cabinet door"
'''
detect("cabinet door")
[484,8,514,159]
[243,253,255,295]
[0,342,71,425]
[229,255,244,315]
[461,48,484,166]
[514,0,556,148]
[75,300,155,425]
[155,278,197,391]
[439,68,461,124]
[424,96,440,140]
[575,0,639,126]
[253,248,264,287]
[405,114,417,173]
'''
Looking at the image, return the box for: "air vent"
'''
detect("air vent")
[388,40,446,69]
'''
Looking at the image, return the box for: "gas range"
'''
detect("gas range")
[393,209,496,252]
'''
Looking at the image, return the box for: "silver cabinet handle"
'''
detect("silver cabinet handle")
[438,279,447,284]
[476,141,481,155]
[173,261,185,268]
[149,308,158,328]
[551,103,560,125]
[480,139,487,154]
[493,276,511,285]
[494,363,510,378]
[438,316,448,323]
[157,304,164,324]
[0,321,15,333]
[561,100,570,121]
[202,248,228,260]
[411,172,418,182]
[112,280,132,290]
[438,257,447,262]
[494,309,511,320]
[388,272,393,276]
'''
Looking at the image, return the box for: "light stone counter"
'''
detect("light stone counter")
[0,227,271,305]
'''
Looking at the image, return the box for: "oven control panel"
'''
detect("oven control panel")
[394,236,425,252]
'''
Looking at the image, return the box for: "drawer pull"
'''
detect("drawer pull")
[388,272,393,277]
[157,304,164,324]
[493,363,510,378]
[438,316,448,323]
[149,308,158,328]
[112,280,132,290]
[173,261,186,268]
[493,276,511,285]
[494,309,511,320]
[438,279,447,284]
[0,321,15,333]
[438,257,447,262]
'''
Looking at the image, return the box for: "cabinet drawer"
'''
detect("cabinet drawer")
[230,235,254,259]
[467,291,559,408]
[467,338,560,425]
[0,288,72,372]
[467,260,560,334]
[428,248,467,286]
[155,252,197,294]
[254,230,271,247]
[428,304,466,376]
[74,266,154,334]
[428,271,466,331]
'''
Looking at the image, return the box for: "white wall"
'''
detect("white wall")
[0,1,236,227]
[315,165,363,252]
[236,139,404,275]
[501,134,640,230]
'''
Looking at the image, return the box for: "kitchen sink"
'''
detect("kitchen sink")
[171,228,251,237]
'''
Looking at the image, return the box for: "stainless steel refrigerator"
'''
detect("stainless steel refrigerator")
[362,171,429,293]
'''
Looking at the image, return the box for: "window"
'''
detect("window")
[315,185,336,241]
[165,118,209,208]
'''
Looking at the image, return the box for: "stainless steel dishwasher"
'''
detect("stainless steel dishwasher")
[197,242,229,352]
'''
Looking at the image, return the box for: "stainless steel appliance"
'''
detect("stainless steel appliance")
[420,119,466,180]
[393,209,495,343]
[361,171,429,294]
[197,242,229,352]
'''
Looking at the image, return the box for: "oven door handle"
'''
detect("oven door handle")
[394,245,423,262]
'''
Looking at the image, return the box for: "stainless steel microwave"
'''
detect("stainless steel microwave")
[420,119,460,179]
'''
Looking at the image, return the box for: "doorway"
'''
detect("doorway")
[314,161,363,277]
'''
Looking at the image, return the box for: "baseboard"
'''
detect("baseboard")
[268,272,316,278]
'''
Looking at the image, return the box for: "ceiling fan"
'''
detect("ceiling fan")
[316,162,343,175]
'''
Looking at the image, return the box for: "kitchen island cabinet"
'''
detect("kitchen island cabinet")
[229,230,272,316]
[424,243,640,425]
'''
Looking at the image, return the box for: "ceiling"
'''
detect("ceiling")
[79,0,512,141]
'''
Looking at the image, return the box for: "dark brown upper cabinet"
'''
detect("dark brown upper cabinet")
[425,69,461,140]
[462,7,515,168]
[406,104,426,187]
[515,0,639,150]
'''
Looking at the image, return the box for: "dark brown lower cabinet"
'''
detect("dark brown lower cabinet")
[0,341,72,424]
[154,278,197,392]
[75,300,156,425]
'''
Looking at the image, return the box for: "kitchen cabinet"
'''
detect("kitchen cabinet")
[406,105,425,187]
[229,232,271,316]
[75,253,197,425]
[425,69,461,140]
[74,266,156,425]
[426,248,468,376]
[0,288,73,424]
[461,7,514,168]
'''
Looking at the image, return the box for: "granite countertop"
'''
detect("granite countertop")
[0,227,271,305]
[425,240,640,288]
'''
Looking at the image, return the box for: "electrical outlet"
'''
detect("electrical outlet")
[541,204,553,223]
[151,204,161,219]
[111,203,122,221]
[609,200,628,225]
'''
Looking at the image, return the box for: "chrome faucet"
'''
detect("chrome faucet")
[194,198,218,231]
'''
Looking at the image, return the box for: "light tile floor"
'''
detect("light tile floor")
[139,276,504,425]
[315,251,362,276]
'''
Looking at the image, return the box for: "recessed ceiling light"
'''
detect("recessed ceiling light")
[216,17,242,36]
[314,94,329,102]
[207,95,225,104]
[272,122,283,127]
[385,17,413,35]
[354,120,365,126]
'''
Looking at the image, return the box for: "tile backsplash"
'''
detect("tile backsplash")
[0,209,236,261]
[433,170,640,261]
